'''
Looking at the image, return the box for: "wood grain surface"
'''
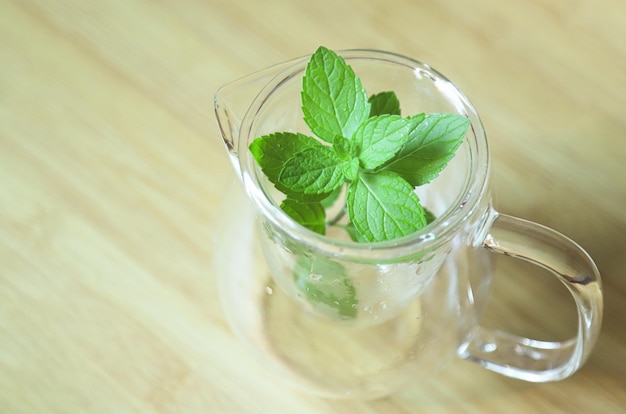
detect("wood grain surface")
[1,0,625,412]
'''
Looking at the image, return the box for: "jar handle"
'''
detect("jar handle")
[460,213,603,381]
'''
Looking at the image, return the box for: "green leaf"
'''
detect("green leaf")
[353,115,410,170]
[282,190,332,202]
[369,91,401,116]
[343,157,360,181]
[249,132,331,201]
[280,199,326,234]
[346,171,427,242]
[336,222,365,242]
[294,255,358,318]
[279,146,347,194]
[423,207,436,224]
[333,135,356,160]
[249,131,321,186]
[333,136,359,180]
[383,113,470,186]
[301,46,370,142]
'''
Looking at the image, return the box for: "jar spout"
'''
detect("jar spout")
[214,58,299,176]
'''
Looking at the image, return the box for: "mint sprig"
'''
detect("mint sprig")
[250,46,470,243]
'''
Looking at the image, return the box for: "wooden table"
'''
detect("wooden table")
[2,1,625,412]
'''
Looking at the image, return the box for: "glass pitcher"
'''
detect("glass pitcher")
[212,49,603,399]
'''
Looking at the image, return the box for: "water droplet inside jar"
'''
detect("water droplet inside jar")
[481,342,497,353]
[309,273,322,281]
[264,286,273,295]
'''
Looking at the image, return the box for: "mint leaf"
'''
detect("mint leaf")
[249,132,322,186]
[294,255,357,318]
[279,146,347,194]
[301,46,370,142]
[281,199,326,234]
[353,115,410,170]
[424,207,436,224]
[343,157,359,181]
[346,171,427,242]
[369,91,401,116]
[333,135,356,160]
[333,136,359,179]
[337,222,365,242]
[249,132,331,201]
[383,113,470,186]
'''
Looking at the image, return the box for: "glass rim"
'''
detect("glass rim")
[238,49,490,260]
